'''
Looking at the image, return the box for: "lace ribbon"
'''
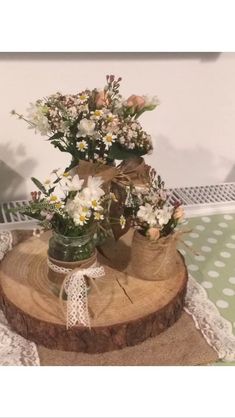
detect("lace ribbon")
[0,231,13,261]
[184,274,235,362]
[48,259,105,329]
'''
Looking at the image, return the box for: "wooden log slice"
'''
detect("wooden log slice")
[0,230,188,353]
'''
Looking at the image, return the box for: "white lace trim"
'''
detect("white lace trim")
[184,274,235,362]
[48,259,105,328]
[0,309,40,366]
[0,231,40,366]
[0,231,12,261]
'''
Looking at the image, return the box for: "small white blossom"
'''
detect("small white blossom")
[137,203,156,227]
[103,132,116,149]
[91,109,104,120]
[63,174,84,192]
[27,103,50,135]
[76,140,88,152]
[81,176,104,203]
[155,207,171,227]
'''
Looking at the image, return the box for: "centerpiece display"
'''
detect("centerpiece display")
[0,75,189,354]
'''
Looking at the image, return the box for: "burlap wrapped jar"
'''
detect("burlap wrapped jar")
[131,230,181,281]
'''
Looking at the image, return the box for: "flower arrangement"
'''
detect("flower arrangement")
[15,169,111,238]
[11,75,159,169]
[124,168,184,241]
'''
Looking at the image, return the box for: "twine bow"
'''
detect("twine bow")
[47,259,105,329]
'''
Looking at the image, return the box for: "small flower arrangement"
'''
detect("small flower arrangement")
[124,169,184,241]
[11,75,159,169]
[15,169,111,237]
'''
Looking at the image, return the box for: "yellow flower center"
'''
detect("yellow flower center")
[82,207,89,213]
[63,172,70,177]
[94,110,102,116]
[79,142,85,149]
[106,135,113,143]
[92,199,98,207]
[55,202,62,209]
[80,95,87,101]
[79,214,86,222]
[50,195,58,202]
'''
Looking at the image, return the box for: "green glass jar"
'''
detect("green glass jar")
[48,230,95,262]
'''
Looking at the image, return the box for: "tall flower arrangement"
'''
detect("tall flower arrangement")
[11,75,159,170]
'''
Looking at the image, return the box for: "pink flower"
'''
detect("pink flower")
[147,227,160,241]
[173,206,184,221]
[96,91,109,108]
[125,95,146,111]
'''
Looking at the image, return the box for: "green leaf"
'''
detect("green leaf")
[31,177,47,194]
[48,132,64,140]
[51,140,67,152]
[108,142,147,160]
[48,186,56,194]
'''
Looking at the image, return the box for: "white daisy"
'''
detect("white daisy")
[78,93,89,104]
[103,133,116,149]
[73,213,89,226]
[76,140,88,152]
[91,199,102,211]
[91,109,104,120]
[94,212,104,221]
[47,194,61,205]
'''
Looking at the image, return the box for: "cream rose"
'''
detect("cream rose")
[77,118,96,137]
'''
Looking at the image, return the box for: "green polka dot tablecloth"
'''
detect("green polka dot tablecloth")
[177,212,235,364]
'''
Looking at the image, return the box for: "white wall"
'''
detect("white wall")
[1,52,235,201]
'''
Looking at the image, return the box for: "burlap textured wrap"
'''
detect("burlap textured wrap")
[131,230,183,281]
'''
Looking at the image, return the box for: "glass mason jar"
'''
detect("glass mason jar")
[48,230,95,262]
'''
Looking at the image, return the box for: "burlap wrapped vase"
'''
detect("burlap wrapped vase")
[131,230,182,281]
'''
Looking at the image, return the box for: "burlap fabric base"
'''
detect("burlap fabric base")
[40,230,217,366]
[6,230,219,366]
[37,311,218,366]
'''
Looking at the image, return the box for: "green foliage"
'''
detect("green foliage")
[108,142,146,160]
[31,177,47,194]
